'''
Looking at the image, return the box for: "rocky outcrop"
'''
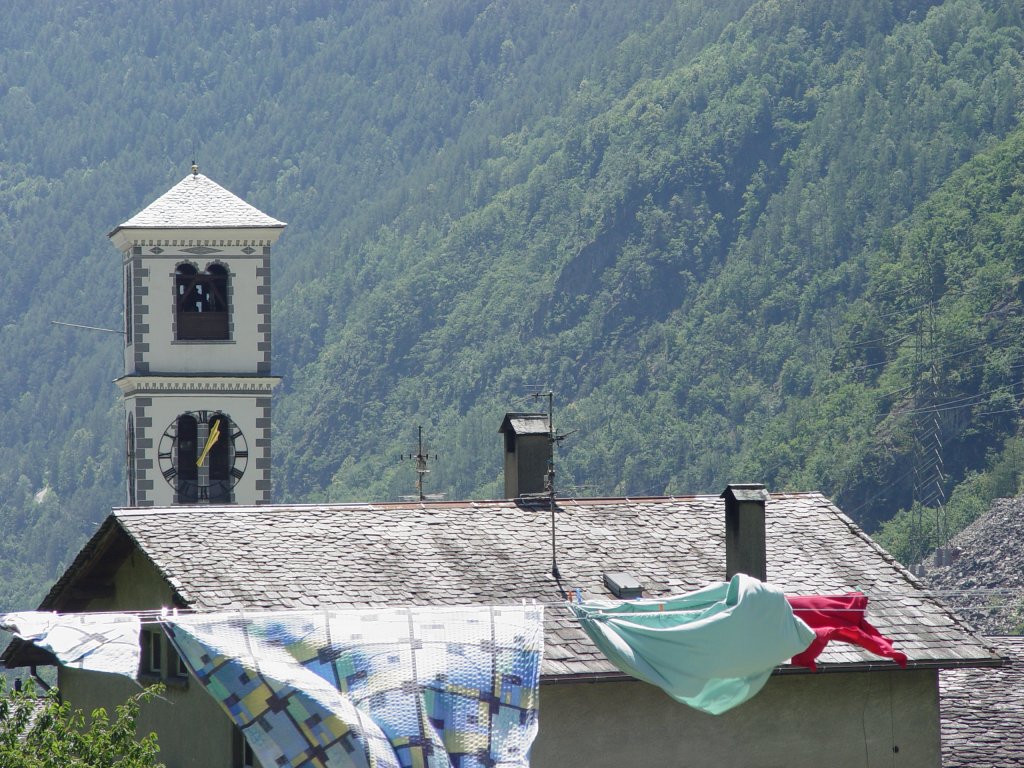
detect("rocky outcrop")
[925,497,1024,635]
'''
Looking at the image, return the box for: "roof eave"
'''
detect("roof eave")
[108,223,286,252]
[540,656,1006,685]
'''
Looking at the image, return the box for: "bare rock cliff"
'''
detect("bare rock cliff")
[925,497,1024,634]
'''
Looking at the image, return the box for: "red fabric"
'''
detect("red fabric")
[786,593,908,671]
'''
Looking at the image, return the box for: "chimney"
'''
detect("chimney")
[498,413,552,498]
[721,483,769,581]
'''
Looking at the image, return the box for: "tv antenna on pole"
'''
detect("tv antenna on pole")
[520,387,575,579]
[401,426,442,502]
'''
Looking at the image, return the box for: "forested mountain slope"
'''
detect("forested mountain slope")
[0,0,1022,608]
[276,0,1024,545]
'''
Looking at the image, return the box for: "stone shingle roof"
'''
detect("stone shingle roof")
[499,413,550,435]
[20,493,1001,678]
[111,172,285,232]
[941,636,1024,767]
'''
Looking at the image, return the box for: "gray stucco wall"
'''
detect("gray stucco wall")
[59,660,939,768]
[60,665,236,768]
[533,669,940,768]
[55,551,239,768]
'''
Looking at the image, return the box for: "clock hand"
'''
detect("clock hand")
[196,418,221,467]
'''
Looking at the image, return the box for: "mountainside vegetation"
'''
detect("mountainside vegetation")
[1,0,1023,608]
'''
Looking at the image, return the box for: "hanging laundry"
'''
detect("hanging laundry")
[0,611,140,678]
[163,605,543,768]
[569,574,815,715]
[786,593,908,670]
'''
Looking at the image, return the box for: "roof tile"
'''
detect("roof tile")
[941,636,1024,767]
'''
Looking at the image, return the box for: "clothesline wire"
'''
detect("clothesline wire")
[6,588,1023,625]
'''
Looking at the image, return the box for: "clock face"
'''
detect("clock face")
[158,411,248,503]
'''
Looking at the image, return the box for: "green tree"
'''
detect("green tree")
[0,679,163,768]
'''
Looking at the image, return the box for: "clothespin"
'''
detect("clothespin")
[574,588,582,604]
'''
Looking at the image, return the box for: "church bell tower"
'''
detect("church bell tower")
[109,166,285,506]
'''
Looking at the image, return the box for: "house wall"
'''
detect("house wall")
[534,669,941,768]
[60,663,940,768]
[54,548,941,768]
[56,550,239,768]
[60,665,237,768]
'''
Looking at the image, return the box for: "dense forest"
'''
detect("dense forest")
[1,0,1023,609]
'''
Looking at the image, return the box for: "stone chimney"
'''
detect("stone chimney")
[498,413,552,498]
[721,483,769,581]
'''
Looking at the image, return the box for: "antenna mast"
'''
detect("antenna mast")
[402,426,437,502]
[527,388,573,579]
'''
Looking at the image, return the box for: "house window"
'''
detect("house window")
[141,629,162,677]
[167,642,189,682]
[233,726,260,768]
[175,262,229,340]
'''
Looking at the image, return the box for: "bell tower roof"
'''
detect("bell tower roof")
[109,172,286,235]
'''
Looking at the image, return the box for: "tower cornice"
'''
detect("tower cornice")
[110,227,284,253]
[116,375,281,396]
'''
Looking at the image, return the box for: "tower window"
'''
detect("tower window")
[175,263,229,340]
[176,414,199,503]
[207,413,233,504]
[126,414,136,507]
[125,264,133,345]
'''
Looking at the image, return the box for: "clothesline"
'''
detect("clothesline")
[3,591,1010,627]
[571,605,931,617]
[2,603,542,626]
[0,575,964,734]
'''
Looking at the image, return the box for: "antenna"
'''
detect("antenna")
[401,426,439,502]
[522,388,575,579]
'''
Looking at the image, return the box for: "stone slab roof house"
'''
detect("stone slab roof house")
[3,485,1002,768]
[1,175,1003,767]
[941,635,1024,768]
